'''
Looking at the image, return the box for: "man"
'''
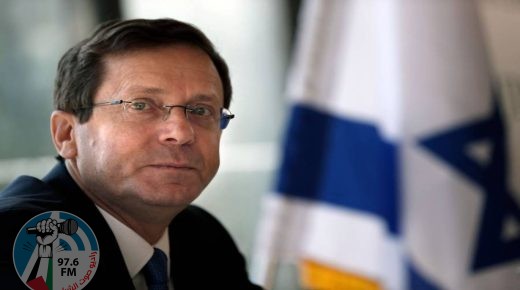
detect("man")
[0,18,263,290]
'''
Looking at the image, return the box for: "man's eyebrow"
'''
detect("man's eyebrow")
[123,86,220,103]
[125,86,166,95]
[191,94,218,102]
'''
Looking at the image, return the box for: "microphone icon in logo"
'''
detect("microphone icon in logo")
[26,219,78,236]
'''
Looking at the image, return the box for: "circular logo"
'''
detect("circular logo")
[12,211,100,290]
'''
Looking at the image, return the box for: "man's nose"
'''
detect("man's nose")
[158,107,195,145]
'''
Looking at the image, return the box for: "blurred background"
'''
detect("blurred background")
[1,1,519,290]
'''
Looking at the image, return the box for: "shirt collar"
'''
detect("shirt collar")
[96,205,170,278]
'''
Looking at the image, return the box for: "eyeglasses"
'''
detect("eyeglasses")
[85,99,235,130]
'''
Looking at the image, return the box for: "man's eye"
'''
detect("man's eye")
[188,105,213,116]
[129,101,150,111]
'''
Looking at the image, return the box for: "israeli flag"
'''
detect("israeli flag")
[252,0,520,289]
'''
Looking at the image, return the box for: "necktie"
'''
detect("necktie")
[143,248,169,290]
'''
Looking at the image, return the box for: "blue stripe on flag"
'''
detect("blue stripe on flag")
[275,104,400,234]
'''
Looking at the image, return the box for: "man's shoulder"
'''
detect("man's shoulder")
[0,174,64,242]
[170,204,244,259]
[169,205,263,289]
[175,204,215,220]
[0,162,86,215]
[0,174,62,214]
[172,204,227,232]
[0,166,87,241]
[1,175,48,196]
[0,175,64,273]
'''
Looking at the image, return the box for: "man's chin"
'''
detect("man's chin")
[137,189,200,208]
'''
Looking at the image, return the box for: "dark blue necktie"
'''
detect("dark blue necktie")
[143,248,169,290]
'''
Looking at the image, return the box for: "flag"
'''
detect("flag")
[252,0,520,289]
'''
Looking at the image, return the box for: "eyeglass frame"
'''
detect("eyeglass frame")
[81,99,235,130]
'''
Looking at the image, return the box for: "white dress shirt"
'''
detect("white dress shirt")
[96,206,174,290]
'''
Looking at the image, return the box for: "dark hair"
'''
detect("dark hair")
[54,18,232,123]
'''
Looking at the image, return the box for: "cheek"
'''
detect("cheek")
[96,130,141,165]
[75,125,97,159]
[76,124,136,169]
[203,134,221,173]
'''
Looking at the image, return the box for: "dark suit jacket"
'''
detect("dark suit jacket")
[0,161,263,289]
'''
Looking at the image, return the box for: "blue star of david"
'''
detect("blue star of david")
[419,96,520,272]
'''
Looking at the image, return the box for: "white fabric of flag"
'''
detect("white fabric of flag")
[252,0,520,290]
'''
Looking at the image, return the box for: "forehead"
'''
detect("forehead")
[97,44,223,103]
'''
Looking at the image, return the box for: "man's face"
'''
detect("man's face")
[71,44,224,213]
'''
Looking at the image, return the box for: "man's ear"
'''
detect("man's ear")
[50,111,78,159]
